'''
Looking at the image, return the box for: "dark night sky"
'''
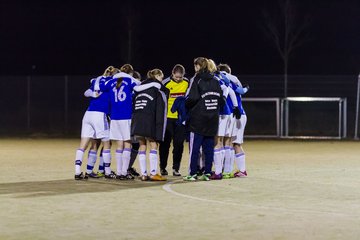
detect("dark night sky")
[1,0,360,76]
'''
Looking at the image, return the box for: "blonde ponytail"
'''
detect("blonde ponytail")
[147,69,164,80]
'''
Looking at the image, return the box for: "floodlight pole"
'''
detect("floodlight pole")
[354,74,360,140]
[26,65,36,132]
[64,75,69,133]
[27,76,31,131]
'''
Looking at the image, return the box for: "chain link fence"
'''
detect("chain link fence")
[0,75,358,138]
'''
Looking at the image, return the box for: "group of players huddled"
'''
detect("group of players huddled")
[74,57,249,182]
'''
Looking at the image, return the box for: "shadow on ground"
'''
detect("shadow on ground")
[0,177,186,198]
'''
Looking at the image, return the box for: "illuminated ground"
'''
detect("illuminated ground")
[0,139,359,239]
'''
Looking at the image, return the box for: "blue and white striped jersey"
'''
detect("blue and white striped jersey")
[221,72,248,115]
[230,81,245,115]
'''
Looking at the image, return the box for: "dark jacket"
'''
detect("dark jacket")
[171,96,189,126]
[185,71,223,136]
[131,79,169,142]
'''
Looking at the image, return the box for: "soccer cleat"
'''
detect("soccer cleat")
[104,172,117,179]
[116,175,127,180]
[74,172,88,180]
[222,172,232,179]
[196,167,205,176]
[127,167,140,177]
[96,172,105,178]
[160,169,168,176]
[234,170,247,178]
[199,173,211,181]
[172,169,181,177]
[140,175,149,181]
[210,172,222,180]
[150,174,167,181]
[125,174,135,180]
[85,172,100,178]
[183,174,198,181]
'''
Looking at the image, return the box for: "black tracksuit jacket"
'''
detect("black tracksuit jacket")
[131,79,169,142]
[185,71,223,137]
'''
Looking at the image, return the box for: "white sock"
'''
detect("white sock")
[98,155,104,173]
[223,147,231,173]
[149,149,158,176]
[75,149,84,175]
[103,149,112,175]
[235,152,246,172]
[122,148,131,176]
[86,150,97,174]
[229,147,235,172]
[115,149,123,176]
[138,151,147,175]
[220,147,225,168]
[214,148,222,175]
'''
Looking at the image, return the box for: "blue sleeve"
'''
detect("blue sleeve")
[171,96,184,113]
[234,86,248,95]
[220,72,230,84]
[130,78,138,89]
[89,80,95,91]
[100,78,115,92]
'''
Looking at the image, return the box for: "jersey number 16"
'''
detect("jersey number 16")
[113,86,126,102]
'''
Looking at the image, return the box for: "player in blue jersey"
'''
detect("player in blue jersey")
[218,64,249,177]
[207,60,241,180]
[83,67,121,178]
[100,64,140,180]
[74,66,118,180]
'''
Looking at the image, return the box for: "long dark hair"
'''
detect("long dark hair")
[116,78,124,89]
[116,64,134,89]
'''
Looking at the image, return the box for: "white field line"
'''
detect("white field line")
[162,180,357,217]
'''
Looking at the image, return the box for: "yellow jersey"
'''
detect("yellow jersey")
[163,77,189,119]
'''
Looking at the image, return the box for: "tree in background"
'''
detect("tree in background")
[262,0,311,97]
[121,1,141,66]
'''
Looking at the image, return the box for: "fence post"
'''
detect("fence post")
[355,75,360,140]
[343,98,347,139]
[27,76,31,131]
[64,75,69,133]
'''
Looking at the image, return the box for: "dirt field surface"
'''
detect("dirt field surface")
[0,138,359,240]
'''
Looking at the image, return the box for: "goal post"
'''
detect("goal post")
[242,98,280,138]
[354,75,360,140]
[281,97,347,139]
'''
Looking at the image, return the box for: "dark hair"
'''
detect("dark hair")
[132,71,142,81]
[172,64,185,75]
[116,78,123,89]
[217,63,231,74]
[194,57,209,72]
[120,64,134,74]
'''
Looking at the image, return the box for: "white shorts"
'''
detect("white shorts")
[110,119,131,141]
[227,115,236,137]
[81,111,110,140]
[232,115,247,144]
[218,115,231,137]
